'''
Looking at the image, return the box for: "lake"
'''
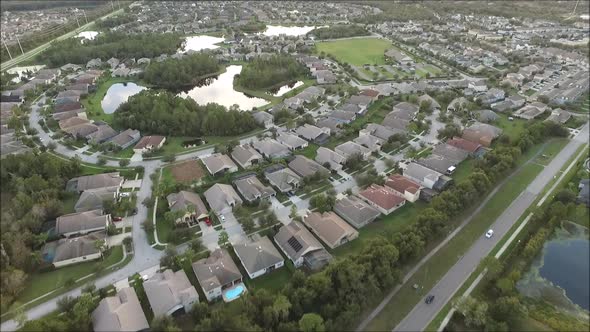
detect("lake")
[260,25,318,36]
[180,35,225,52]
[6,65,45,83]
[539,238,589,311]
[517,222,590,315]
[269,81,303,97]
[101,82,147,114]
[77,31,99,43]
[178,65,268,111]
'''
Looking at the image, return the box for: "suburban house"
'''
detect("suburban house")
[358,184,406,215]
[333,195,381,229]
[231,145,263,168]
[545,108,571,124]
[432,143,469,163]
[41,231,106,268]
[288,155,329,178]
[277,132,308,151]
[192,248,244,302]
[385,48,414,65]
[354,134,383,152]
[315,147,346,171]
[418,94,441,111]
[274,221,333,271]
[166,191,209,227]
[477,88,505,105]
[447,97,469,112]
[203,183,243,215]
[86,124,118,144]
[264,167,302,193]
[252,138,291,159]
[328,110,357,124]
[233,175,276,202]
[361,123,404,141]
[252,111,274,128]
[55,209,110,237]
[462,122,503,147]
[294,124,330,144]
[233,235,284,279]
[475,109,499,123]
[74,186,119,212]
[392,102,419,120]
[92,287,150,332]
[201,153,238,176]
[403,162,443,189]
[302,211,359,249]
[417,154,459,175]
[385,174,421,202]
[143,269,199,316]
[335,141,372,160]
[577,179,589,207]
[447,137,484,157]
[348,95,373,114]
[133,135,166,154]
[514,102,549,120]
[108,129,141,149]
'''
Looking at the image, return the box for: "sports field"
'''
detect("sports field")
[315,37,393,66]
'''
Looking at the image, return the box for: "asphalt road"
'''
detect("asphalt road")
[1,8,124,71]
[393,123,589,332]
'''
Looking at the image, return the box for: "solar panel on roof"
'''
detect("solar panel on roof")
[287,236,303,252]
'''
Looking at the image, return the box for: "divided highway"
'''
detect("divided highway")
[394,123,589,331]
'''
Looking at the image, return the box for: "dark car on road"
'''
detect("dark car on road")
[425,295,435,304]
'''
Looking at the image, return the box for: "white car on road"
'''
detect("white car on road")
[485,229,494,238]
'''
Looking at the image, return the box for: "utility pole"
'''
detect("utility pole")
[83,10,88,24]
[2,39,13,60]
[75,15,80,28]
[111,1,115,10]
[15,36,24,55]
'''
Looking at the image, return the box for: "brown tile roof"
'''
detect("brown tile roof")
[447,137,482,153]
[385,174,420,194]
[359,184,405,210]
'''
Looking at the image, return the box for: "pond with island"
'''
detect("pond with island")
[516,221,589,319]
[178,65,268,110]
[101,82,147,114]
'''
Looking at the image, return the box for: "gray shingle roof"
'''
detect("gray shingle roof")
[233,236,283,277]
[333,195,381,229]
[192,249,242,292]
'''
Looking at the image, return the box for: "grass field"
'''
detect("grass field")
[16,246,123,304]
[315,38,394,66]
[494,113,529,142]
[294,143,320,159]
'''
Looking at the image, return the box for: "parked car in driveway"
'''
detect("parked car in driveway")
[220,214,225,221]
[119,192,130,198]
[113,216,123,222]
[204,217,212,226]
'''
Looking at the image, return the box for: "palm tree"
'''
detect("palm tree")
[94,240,106,260]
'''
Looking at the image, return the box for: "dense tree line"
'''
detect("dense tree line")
[142,54,220,89]
[308,25,370,40]
[38,33,182,67]
[113,90,260,137]
[237,20,267,33]
[0,152,82,312]
[236,55,308,90]
[95,14,135,29]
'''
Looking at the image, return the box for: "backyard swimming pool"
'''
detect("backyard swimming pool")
[224,284,246,302]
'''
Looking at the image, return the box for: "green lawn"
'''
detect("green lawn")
[365,162,544,330]
[16,246,123,304]
[247,264,294,292]
[332,201,428,257]
[316,38,394,66]
[532,138,569,166]
[295,143,320,159]
[452,159,476,183]
[494,113,529,142]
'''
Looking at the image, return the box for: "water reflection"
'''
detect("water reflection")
[269,81,303,97]
[180,35,225,53]
[101,82,147,114]
[6,65,45,83]
[77,31,99,43]
[260,25,319,36]
[178,65,268,111]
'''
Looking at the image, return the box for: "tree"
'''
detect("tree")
[150,316,180,332]
[97,156,107,166]
[454,296,488,328]
[218,231,229,248]
[299,313,325,332]
[309,193,336,213]
[160,246,178,270]
[142,219,154,233]
[479,256,503,281]
[94,240,106,260]
[242,218,256,233]
[119,159,130,167]
[491,296,527,326]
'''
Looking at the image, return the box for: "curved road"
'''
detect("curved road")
[393,123,589,332]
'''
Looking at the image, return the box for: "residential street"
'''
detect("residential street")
[393,123,589,332]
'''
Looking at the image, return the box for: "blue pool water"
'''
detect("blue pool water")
[225,284,245,301]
